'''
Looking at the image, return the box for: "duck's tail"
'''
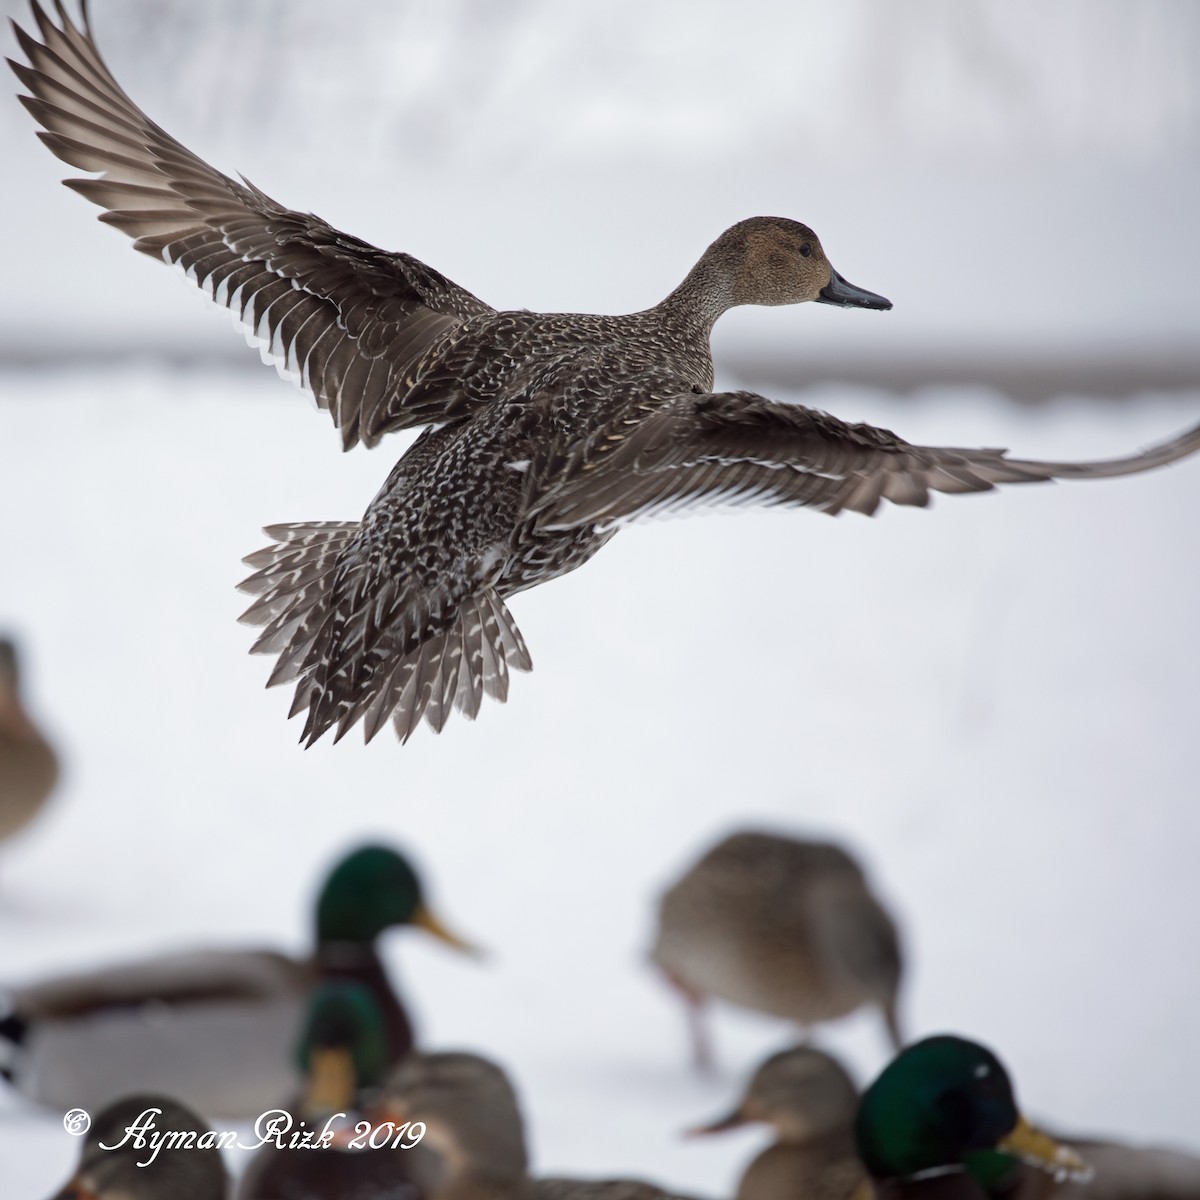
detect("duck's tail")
[239,521,361,688]
[238,523,531,745]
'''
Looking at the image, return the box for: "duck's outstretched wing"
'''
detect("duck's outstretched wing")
[533,391,1200,528]
[9,1,494,448]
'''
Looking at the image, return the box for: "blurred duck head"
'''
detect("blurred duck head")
[48,1094,228,1200]
[690,1044,860,1143]
[693,217,892,314]
[372,1051,529,1181]
[296,981,390,1117]
[855,1035,1092,1189]
[314,843,481,953]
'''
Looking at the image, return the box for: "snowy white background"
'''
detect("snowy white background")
[1,1,1198,1195]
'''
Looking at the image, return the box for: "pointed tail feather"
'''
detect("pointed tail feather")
[307,591,532,745]
[238,522,360,689]
[239,525,531,745]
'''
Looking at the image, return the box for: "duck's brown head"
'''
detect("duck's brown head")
[374,1051,528,1182]
[707,216,891,311]
[689,1045,859,1144]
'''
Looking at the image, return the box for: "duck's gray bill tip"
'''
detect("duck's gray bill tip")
[818,269,892,310]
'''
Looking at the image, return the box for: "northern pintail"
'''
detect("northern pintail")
[12,3,1200,745]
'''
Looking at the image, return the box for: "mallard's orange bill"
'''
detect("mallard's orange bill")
[998,1114,1093,1184]
[413,903,484,957]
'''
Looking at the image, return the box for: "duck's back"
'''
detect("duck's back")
[1005,1138,1200,1199]
[3,948,310,1116]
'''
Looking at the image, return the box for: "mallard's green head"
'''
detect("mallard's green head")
[855,1036,1091,1187]
[314,843,477,952]
[295,981,390,1114]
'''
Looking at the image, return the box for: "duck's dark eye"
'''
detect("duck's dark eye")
[799,242,812,258]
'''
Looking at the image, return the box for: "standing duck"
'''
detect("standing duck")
[690,1045,867,1200]
[46,1093,230,1200]
[373,1050,697,1200]
[11,3,1200,745]
[0,844,476,1117]
[650,831,903,1070]
[238,981,430,1200]
[0,636,58,851]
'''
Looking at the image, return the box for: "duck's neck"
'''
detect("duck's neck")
[0,693,39,740]
[313,942,414,1063]
[776,1123,859,1154]
[656,252,736,336]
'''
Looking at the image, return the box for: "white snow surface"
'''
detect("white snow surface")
[1,366,1198,1195]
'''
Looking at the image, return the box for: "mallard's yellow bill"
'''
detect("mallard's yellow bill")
[413,903,483,956]
[998,1114,1093,1183]
[304,1047,357,1115]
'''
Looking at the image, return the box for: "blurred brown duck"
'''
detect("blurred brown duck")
[650,832,903,1070]
[0,636,58,851]
[12,2,1200,747]
[690,1045,868,1200]
[0,844,476,1117]
[374,1051,698,1200]
[47,1093,230,1200]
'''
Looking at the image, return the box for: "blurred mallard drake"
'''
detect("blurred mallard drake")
[47,1093,230,1200]
[238,981,432,1200]
[856,1035,1092,1199]
[0,636,58,851]
[373,1051,698,1200]
[690,1045,867,1200]
[0,844,476,1117]
[650,831,903,1069]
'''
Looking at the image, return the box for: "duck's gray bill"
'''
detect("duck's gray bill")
[818,269,892,310]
